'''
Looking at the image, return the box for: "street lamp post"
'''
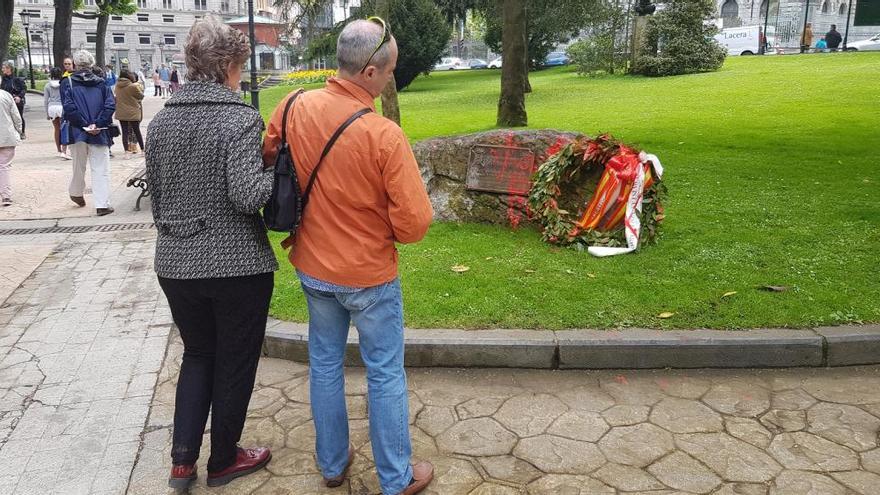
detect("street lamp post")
[247,0,259,111]
[800,0,811,54]
[41,22,52,67]
[156,41,165,66]
[18,11,36,89]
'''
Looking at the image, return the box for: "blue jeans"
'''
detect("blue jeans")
[302,278,413,495]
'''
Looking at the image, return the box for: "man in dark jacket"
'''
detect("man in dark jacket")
[61,50,116,215]
[826,24,843,51]
[0,63,27,138]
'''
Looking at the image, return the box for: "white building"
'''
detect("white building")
[717,0,877,47]
[12,0,359,72]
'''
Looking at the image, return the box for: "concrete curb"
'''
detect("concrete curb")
[262,318,880,369]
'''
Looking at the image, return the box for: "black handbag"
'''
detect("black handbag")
[263,89,371,233]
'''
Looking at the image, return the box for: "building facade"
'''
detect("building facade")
[12,0,359,73]
[717,0,877,47]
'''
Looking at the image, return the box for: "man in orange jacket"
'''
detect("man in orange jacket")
[263,17,434,495]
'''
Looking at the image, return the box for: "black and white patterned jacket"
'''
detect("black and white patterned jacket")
[145,82,278,279]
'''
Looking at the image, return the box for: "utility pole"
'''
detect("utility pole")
[843,0,853,49]
[762,0,771,54]
[247,0,259,111]
[800,0,810,53]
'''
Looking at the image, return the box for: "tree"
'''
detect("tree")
[73,0,137,68]
[6,25,26,65]
[496,0,527,127]
[54,0,74,68]
[567,1,630,76]
[375,0,401,125]
[633,0,725,76]
[0,1,13,64]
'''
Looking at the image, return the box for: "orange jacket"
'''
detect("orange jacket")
[262,78,433,287]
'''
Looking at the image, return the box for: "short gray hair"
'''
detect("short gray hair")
[185,15,250,84]
[337,19,393,74]
[73,50,95,69]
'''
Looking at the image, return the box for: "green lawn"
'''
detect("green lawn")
[260,54,880,330]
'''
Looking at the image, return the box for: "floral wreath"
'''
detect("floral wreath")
[527,134,666,249]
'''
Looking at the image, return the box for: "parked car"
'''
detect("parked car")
[543,52,569,66]
[433,57,465,71]
[488,57,502,69]
[846,33,880,51]
[468,59,488,69]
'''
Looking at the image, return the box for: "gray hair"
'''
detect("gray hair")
[185,15,250,84]
[73,50,95,69]
[337,19,393,74]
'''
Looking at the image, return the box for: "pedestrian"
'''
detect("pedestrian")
[801,23,813,53]
[45,67,70,160]
[816,37,828,52]
[169,67,180,94]
[0,90,23,206]
[152,69,162,97]
[0,63,27,139]
[826,24,843,51]
[145,15,276,491]
[62,57,75,78]
[136,66,147,90]
[262,17,434,495]
[114,69,145,157]
[60,50,116,216]
[159,64,171,98]
[104,64,117,90]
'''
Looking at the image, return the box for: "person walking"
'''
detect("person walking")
[0,90,22,206]
[159,65,171,98]
[61,50,116,216]
[169,67,180,94]
[146,15,276,491]
[826,24,843,51]
[44,68,70,159]
[104,65,118,90]
[152,69,162,97]
[0,63,27,139]
[114,69,145,157]
[262,18,434,495]
[801,23,813,53]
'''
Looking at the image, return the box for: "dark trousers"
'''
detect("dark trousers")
[15,101,24,135]
[119,120,144,151]
[158,272,274,473]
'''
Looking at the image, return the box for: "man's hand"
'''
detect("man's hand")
[13,96,20,104]
[85,124,102,135]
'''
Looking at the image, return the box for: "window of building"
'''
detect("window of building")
[86,32,97,43]
[137,0,147,7]
[113,33,125,44]
[163,0,173,8]
[111,15,123,20]
[194,0,207,10]
[21,9,40,17]
[221,0,229,12]
[821,1,829,13]
[137,13,149,21]
[839,2,847,14]
[30,32,43,43]
[194,14,203,19]
[84,0,95,5]
[26,0,40,4]
[139,33,151,45]
[164,34,176,45]
[163,14,174,22]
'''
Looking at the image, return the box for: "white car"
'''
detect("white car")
[433,57,465,71]
[488,57,502,69]
[846,33,880,51]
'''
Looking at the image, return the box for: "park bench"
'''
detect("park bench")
[126,167,150,211]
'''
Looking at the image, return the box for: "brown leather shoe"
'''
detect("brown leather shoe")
[206,446,271,487]
[323,446,355,488]
[168,464,197,490]
[398,461,434,495]
[70,195,85,207]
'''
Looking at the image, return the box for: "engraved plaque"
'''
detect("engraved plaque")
[466,145,536,196]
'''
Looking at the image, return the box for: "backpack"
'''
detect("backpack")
[263,89,372,233]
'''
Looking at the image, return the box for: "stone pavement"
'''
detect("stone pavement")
[128,335,880,495]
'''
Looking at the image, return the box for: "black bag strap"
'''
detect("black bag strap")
[279,89,305,147]
[301,107,372,207]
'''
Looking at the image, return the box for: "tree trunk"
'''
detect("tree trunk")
[95,14,109,67]
[0,1,13,63]
[376,0,401,125]
[54,0,73,67]
[497,0,527,127]
[522,12,531,94]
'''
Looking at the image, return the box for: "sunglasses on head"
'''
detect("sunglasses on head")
[359,16,391,74]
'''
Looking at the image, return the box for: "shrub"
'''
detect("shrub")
[633,0,726,77]
[283,69,337,86]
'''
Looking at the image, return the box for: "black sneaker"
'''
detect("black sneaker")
[96,207,114,216]
[1,197,11,206]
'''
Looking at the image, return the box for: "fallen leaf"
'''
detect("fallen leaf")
[587,273,596,279]
[485,257,494,261]
[759,285,788,292]
[678,141,685,145]
[721,291,737,298]
[658,312,675,319]
[565,269,575,275]
[524,269,536,274]
[450,265,470,273]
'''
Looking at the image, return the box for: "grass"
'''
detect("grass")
[260,54,880,330]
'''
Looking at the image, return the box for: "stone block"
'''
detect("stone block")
[815,325,880,366]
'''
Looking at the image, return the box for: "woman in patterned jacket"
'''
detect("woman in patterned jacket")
[145,15,276,490]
